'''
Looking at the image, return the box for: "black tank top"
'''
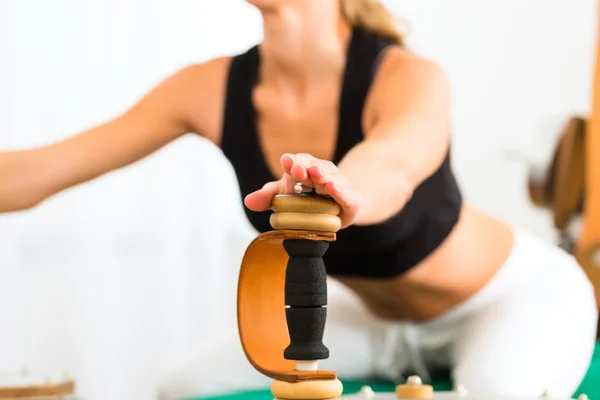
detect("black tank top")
[221,28,463,279]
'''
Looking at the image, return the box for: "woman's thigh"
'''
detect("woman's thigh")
[158,281,392,400]
[450,251,598,397]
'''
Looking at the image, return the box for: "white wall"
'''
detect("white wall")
[0,1,596,399]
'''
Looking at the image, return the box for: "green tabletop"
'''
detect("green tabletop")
[193,342,600,400]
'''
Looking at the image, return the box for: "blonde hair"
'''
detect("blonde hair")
[340,0,406,45]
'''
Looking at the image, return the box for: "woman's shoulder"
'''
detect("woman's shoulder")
[374,46,450,96]
[182,44,259,79]
[365,46,451,121]
[157,56,234,143]
[171,45,260,143]
[175,56,234,85]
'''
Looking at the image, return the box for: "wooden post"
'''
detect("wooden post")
[576,1,600,334]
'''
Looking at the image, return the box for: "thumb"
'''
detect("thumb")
[244,181,281,212]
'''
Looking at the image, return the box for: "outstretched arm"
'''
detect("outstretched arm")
[0,58,229,212]
[337,50,451,225]
[245,50,452,228]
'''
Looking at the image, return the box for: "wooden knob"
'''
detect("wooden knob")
[270,190,342,233]
[271,378,343,400]
[395,376,433,399]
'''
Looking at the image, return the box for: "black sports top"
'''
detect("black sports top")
[221,27,463,279]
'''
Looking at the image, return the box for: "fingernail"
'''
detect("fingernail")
[294,164,306,174]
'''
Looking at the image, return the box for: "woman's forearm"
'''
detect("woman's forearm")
[0,151,46,212]
[338,140,414,226]
[335,51,450,226]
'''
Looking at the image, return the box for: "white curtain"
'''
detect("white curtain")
[0,1,595,399]
[0,1,262,399]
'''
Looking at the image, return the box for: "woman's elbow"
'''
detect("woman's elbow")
[0,157,49,213]
[0,180,47,212]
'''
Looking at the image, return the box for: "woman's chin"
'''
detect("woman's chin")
[245,0,280,11]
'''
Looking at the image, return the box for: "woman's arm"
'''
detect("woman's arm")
[0,57,229,212]
[337,50,451,225]
[245,51,452,228]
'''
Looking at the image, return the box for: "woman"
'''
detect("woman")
[0,0,597,399]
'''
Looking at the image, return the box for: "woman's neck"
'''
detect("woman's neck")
[258,8,352,94]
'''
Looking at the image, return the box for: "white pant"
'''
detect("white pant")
[158,229,598,400]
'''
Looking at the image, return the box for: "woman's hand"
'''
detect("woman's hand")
[244,153,363,229]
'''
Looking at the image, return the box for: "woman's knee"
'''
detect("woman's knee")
[451,257,598,398]
[453,344,594,399]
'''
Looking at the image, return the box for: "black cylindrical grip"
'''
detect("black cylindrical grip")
[283,239,329,258]
[285,294,328,307]
[282,238,330,361]
[284,307,329,360]
[285,269,328,306]
[285,282,327,306]
[284,239,328,307]
[286,258,327,283]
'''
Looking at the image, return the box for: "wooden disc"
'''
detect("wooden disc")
[395,385,433,399]
[274,398,340,400]
[270,212,342,232]
[271,194,342,216]
[395,376,433,399]
[271,378,343,400]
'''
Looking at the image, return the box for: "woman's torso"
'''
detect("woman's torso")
[186,29,515,321]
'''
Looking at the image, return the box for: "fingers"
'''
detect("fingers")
[281,154,362,228]
[280,153,295,174]
[306,165,362,228]
[281,153,314,187]
[245,154,314,213]
[280,153,338,188]
[246,153,363,228]
[306,164,333,192]
[244,181,281,212]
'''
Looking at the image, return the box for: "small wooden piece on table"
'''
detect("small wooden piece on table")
[395,376,433,400]
[0,370,76,399]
